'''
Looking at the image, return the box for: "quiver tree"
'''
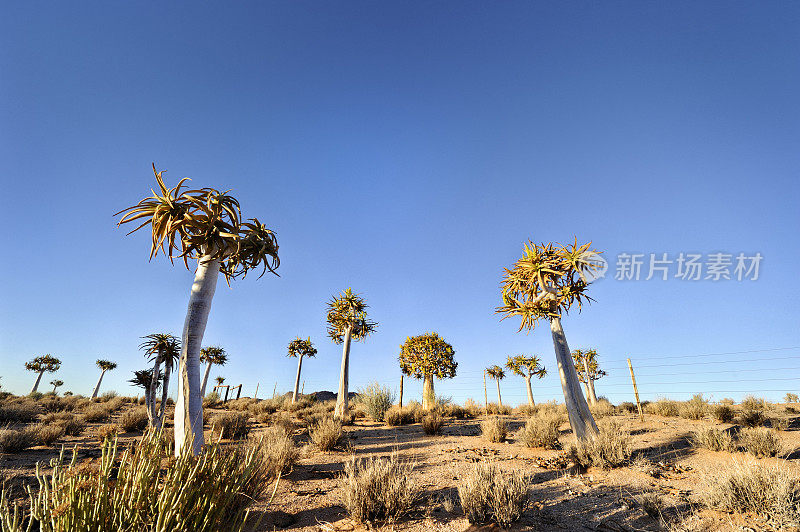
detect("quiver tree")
[485,365,506,407]
[572,349,605,406]
[398,332,457,410]
[326,288,378,420]
[92,359,117,398]
[129,369,163,410]
[25,355,61,394]
[140,333,181,429]
[117,164,280,455]
[199,346,227,397]
[287,337,317,404]
[215,376,225,386]
[50,380,64,394]
[497,239,603,441]
[506,354,547,407]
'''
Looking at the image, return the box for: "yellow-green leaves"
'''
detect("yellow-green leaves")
[497,238,602,331]
[326,288,378,344]
[96,359,117,372]
[505,355,546,379]
[24,354,61,373]
[399,332,457,380]
[287,337,317,358]
[485,365,505,380]
[139,334,180,366]
[200,346,228,365]
[572,349,606,383]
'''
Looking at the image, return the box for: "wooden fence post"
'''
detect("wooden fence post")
[254,382,259,400]
[627,358,644,421]
[483,370,488,413]
[399,374,404,408]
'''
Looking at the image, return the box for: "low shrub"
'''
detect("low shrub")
[210,412,250,440]
[83,404,112,423]
[457,462,528,528]
[463,398,483,418]
[384,406,413,426]
[356,382,396,422]
[739,396,767,427]
[0,402,40,423]
[421,411,445,435]
[443,403,468,419]
[712,404,735,423]
[616,402,638,414]
[691,425,736,452]
[101,390,119,400]
[341,453,416,525]
[679,394,708,420]
[29,423,65,446]
[202,391,221,408]
[59,416,87,436]
[519,411,563,449]
[591,398,615,418]
[486,403,512,415]
[41,412,74,424]
[95,424,119,442]
[784,393,799,403]
[481,416,508,443]
[255,426,298,478]
[119,408,149,432]
[515,404,538,417]
[567,420,632,469]
[310,416,344,451]
[645,398,679,417]
[270,412,296,434]
[739,427,781,458]
[0,427,38,453]
[770,416,790,431]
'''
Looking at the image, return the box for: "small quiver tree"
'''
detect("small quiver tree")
[199,346,228,398]
[485,365,506,407]
[129,369,163,414]
[398,332,457,411]
[506,355,546,407]
[50,380,64,394]
[92,359,117,398]
[140,333,181,429]
[25,354,61,395]
[287,337,317,404]
[572,349,605,406]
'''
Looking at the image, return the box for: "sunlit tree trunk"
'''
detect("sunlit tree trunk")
[495,379,503,407]
[292,355,304,404]
[175,254,220,456]
[155,363,172,429]
[551,316,597,441]
[200,361,213,398]
[588,378,598,405]
[149,349,162,424]
[333,327,353,420]
[398,374,404,408]
[582,357,598,405]
[91,370,106,399]
[525,375,535,406]
[30,371,44,394]
[422,374,435,410]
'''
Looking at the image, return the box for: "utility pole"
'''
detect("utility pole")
[253,382,259,400]
[272,382,277,399]
[483,369,488,413]
[399,374,404,408]
[627,358,644,422]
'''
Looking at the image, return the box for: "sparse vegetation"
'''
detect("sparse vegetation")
[739,427,781,458]
[567,420,632,469]
[481,416,508,443]
[310,416,344,451]
[384,406,413,426]
[457,462,528,528]
[119,408,149,432]
[645,398,679,417]
[29,423,64,446]
[739,395,767,427]
[519,410,563,449]
[83,403,112,422]
[679,393,708,420]
[341,453,416,525]
[421,410,445,435]
[254,426,298,478]
[210,412,251,440]
[356,382,396,422]
[691,425,736,452]
[712,403,735,423]
[0,427,38,453]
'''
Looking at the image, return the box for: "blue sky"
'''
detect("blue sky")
[1,2,798,405]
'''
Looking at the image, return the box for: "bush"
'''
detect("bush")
[83,404,112,423]
[481,416,508,443]
[784,393,799,403]
[645,398,679,417]
[486,403,511,415]
[101,390,119,400]
[463,398,483,418]
[515,404,538,417]
[95,424,119,442]
[704,460,799,526]
[310,416,344,451]
[567,420,632,469]
[0,402,40,423]
[740,396,767,427]
[680,394,708,420]
[0,431,272,531]
[384,406,413,426]
[29,423,65,446]
[421,411,445,435]
[691,425,736,452]
[41,411,74,424]
[59,416,87,436]
[203,391,221,408]
[457,462,528,528]
[712,404,735,423]
[443,403,468,419]
[341,453,416,525]
[254,426,297,478]
[617,402,638,414]
[356,382,395,422]
[0,427,38,453]
[210,412,250,440]
[590,398,615,418]
[519,411,563,449]
[119,408,149,432]
[739,427,781,458]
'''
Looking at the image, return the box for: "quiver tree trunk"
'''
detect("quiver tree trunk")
[91,371,106,399]
[30,371,44,394]
[200,361,213,398]
[550,316,597,441]
[422,374,435,410]
[175,254,220,456]
[495,379,503,407]
[334,327,353,420]
[292,355,304,404]
[582,357,598,405]
[525,375,534,406]
[155,363,172,429]
[149,351,162,424]
[587,378,598,405]
[399,374,404,408]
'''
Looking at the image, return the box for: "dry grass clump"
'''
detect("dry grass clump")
[481,416,508,443]
[202,391,221,408]
[309,416,344,451]
[341,453,416,525]
[519,410,563,449]
[463,398,483,418]
[0,402,40,423]
[105,396,126,412]
[254,426,298,478]
[95,424,119,442]
[679,394,708,420]
[58,416,87,436]
[712,404,735,423]
[356,382,395,422]
[226,398,257,412]
[704,459,799,526]
[739,427,781,458]
[421,411,445,435]
[515,404,537,417]
[384,406,413,426]
[645,398,679,417]
[770,416,790,431]
[568,420,632,469]
[616,402,638,414]
[29,423,65,446]
[691,425,736,452]
[0,426,38,453]
[39,396,74,413]
[248,397,281,416]
[457,462,528,528]
[739,396,767,427]
[210,412,251,439]
[590,398,615,418]
[119,408,149,432]
[83,403,112,423]
[269,412,296,434]
[41,412,74,424]
[486,403,512,415]
[442,403,469,419]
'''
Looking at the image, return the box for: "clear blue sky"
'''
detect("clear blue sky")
[2,2,799,405]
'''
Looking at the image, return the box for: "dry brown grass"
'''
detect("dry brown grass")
[739,395,767,427]
[119,408,149,432]
[567,420,632,469]
[712,404,734,423]
[253,425,298,479]
[519,410,563,449]
[457,462,528,528]
[83,403,112,423]
[29,423,64,446]
[486,403,512,415]
[210,412,251,440]
[480,416,508,443]
[384,406,413,426]
[0,426,38,453]
[691,425,736,452]
[645,398,679,417]
[309,416,344,451]
[739,427,781,458]
[94,423,119,442]
[341,452,416,525]
[0,402,40,423]
[679,394,708,420]
[421,411,445,435]
[58,415,87,436]
[590,398,615,418]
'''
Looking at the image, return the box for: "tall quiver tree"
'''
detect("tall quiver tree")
[92,359,117,398]
[287,337,317,404]
[199,346,227,397]
[506,355,547,407]
[25,355,61,394]
[485,365,506,407]
[129,369,163,409]
[326,288,378,420]
[497,239,603,441]
[117,164,280,455]
[140,333,180,429]
[572,349,605,406]
[398,332,457,410]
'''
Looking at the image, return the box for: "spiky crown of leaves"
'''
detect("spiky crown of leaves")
[129,368,163,388]
[25,354,61,373]
[326,288,378,344]
[505,354,547,379]
[497,239,602,331]
[572,348,606,382]
[200,346,228,365]
[287,337,317,358]
[96,359,117,371]
[139,334,181,365]
[399,332,457,380]
[485,365,506,380]
[116,164,280,283]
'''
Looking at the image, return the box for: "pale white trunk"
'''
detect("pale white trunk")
[588,378,598,405]
[292,355,304,404]
[422,374,435,410]
[30,371,44,394]
[551,317,597,440]
[91,370,106,399]
[149,356,162,425]
[583,357,597,405]
[525,375,534,406]
[155,363,172,429]
[200,361,213,398]
[175,255,220,456]
[333,327,353,420]
[495,379,503,407]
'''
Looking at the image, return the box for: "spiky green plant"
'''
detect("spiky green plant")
[24,355,61,395]
[398,332,457,410]
[505,355,546,407]
[287,337,317,403]
[572,348,605,405]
